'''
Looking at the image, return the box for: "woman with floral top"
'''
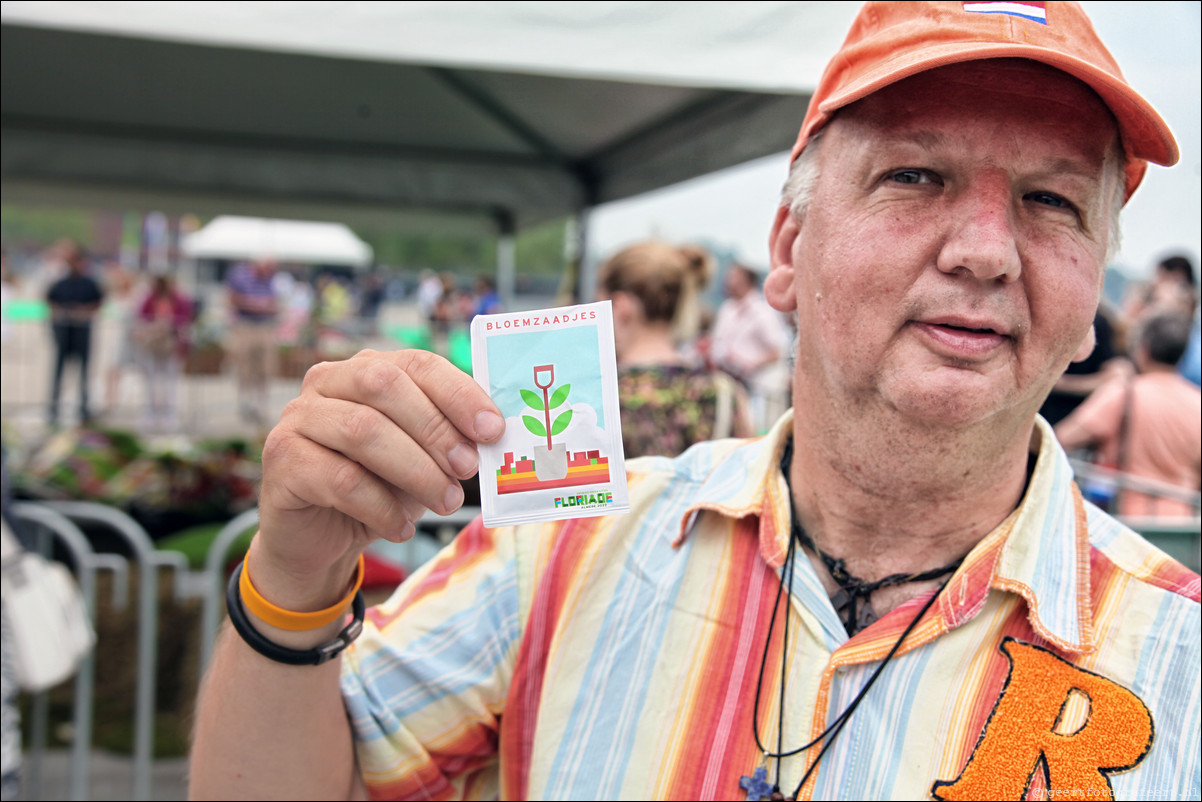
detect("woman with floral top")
[598,241,753,458]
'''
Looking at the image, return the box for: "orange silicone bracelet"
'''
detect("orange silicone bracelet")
[239,552,365,632]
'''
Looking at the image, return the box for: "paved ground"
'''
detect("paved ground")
[21,749,188,801]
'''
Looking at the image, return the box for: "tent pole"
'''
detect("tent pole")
[496,212,516,309]
[572,207,594,304]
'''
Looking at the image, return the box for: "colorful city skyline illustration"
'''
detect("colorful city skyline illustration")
[496,449,612,494]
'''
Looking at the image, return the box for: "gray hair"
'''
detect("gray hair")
[779,130,1126,264]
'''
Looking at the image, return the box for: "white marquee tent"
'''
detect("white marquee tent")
[1,2,864,293]
[181,215,374,268]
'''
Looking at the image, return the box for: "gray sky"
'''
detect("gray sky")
[588,1,1202,282]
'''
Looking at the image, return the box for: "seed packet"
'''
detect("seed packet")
[470,300,630,527]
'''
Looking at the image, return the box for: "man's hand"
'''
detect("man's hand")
[252,348,504,612]
[192,347,501,800]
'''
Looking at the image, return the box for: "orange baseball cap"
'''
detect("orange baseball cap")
[792,1,1179,201]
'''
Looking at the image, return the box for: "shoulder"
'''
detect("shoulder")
[1079,507,1200,793]
[626,432,761,488]
[1084,502,1199,605]
[1138,372,1202,403]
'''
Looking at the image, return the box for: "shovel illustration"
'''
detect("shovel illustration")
[534,364,555,450]
[529,364,570,480]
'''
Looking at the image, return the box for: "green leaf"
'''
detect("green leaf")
[550,409,573,436]
[548,383,571,409]
[522,415,546,437]
[520,388,544,409]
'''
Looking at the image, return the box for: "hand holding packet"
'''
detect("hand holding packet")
[470,301,630,527]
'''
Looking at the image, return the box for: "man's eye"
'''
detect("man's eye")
[1026,191,1073,210]
[888,169,936,185]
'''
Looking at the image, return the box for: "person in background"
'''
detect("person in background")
[1122,254,1198,335]
[101,262,141,415]
[358,273,386,337]
[710,262,792,431]
[45,241,103,426]
[1180,309,1201,387]
[225,258,278,425]
[598,241,753,458]
[471,275,502,320]
[1039,306,1131,426]
[1056,311,1201,518]
[1,452,25,799]
[416,269,443,330]
[0,250,15,346]
[136,274,192,432]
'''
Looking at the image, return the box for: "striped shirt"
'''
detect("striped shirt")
[225,262,276,323]
[342,412,1201,800]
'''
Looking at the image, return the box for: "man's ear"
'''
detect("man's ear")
[764,205,799,312]
[1070,323,1097,363]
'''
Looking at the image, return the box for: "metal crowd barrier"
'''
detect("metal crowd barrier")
[11,503,129,802]
[12,499,481,800]
[14,501,191,801]
[1069,459,1201,571]
[198,508,261,674]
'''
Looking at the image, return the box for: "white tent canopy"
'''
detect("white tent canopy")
[0,2,859,234]
[180,215,374,268]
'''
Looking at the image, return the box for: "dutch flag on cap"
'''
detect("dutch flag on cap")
[962,1,1048,24]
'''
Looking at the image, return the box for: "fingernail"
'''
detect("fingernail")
[443,483,464,513]
[474,411,504,441]
[447,443,478,477]
[398,521,416,542]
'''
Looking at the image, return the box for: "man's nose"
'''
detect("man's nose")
[935,178,1022,283]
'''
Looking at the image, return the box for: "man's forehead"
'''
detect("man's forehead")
[833,60,1120,161]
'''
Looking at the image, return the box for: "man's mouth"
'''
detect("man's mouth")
[934,322,1000,335]
[912,319,1010,356]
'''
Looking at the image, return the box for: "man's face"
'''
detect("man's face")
[724,267,751,300]
[766,60,1121,429]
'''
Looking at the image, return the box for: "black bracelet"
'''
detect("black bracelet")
[226,561,365,666]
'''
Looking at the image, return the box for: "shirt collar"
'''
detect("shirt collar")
[941,417,1095,653]
[677,411,1095,654]
[674,410,794,565]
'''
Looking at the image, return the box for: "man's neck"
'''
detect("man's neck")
[788,403,1034,595]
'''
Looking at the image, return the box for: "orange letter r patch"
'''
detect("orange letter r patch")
[932,638,1153,801]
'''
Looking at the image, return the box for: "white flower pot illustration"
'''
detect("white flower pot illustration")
[534,443,568,481]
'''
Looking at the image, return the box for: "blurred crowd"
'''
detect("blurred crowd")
[3,237,1198,519]
[1043,253,1201,518]
[1,240,396,431]
[416,270,504,335]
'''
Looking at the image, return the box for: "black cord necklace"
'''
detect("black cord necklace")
[744,440,963,801]
[796,518,964,636]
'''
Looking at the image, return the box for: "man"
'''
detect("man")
[225,258,279,425]
[711,263,792,432]
[45,241,103,425]
[192,3,1200,800]
[1056,311,1201,518]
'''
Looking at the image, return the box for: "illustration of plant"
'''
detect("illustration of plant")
[522,364,572,450]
